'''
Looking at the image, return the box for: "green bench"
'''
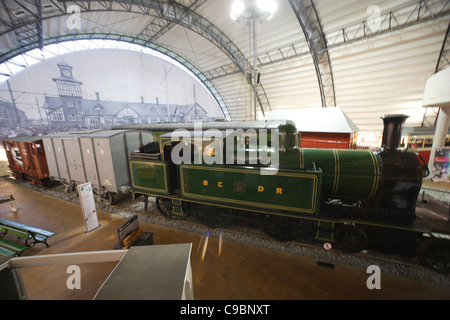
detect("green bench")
[0,237,28,256]
[0,218,55,256]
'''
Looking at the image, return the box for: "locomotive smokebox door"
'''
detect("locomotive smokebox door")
[377,115,422,216]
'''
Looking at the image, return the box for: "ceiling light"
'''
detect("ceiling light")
[230,0,245,21]
[256,0,277,17]
[230,0,277,21]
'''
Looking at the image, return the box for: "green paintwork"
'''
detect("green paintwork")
[172,199,184,216]
[0,218,55,237]
[130,159,171,194]
[300,149,380,200]
[0,238,27,256]
[180,164,322,215]
[0,225,29,239]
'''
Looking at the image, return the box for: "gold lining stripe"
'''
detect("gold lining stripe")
[130,160,168,193]
[367,151,380,200]
[181,165,317,178]
[332,150,340,195]
[299,149,304,169]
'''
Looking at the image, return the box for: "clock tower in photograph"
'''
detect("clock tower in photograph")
[52,62,83,98]
[48,62,84,128]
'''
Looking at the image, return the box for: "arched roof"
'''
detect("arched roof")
[0,0,449,130]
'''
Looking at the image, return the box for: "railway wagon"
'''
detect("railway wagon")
[121,116,450,273]
[42,130,153,203]
[2,137,49,185]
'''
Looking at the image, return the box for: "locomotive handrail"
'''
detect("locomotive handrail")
[415,152,430,178]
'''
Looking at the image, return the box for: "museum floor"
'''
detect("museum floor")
[0,177,449,300]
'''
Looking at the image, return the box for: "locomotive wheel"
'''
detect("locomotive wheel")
[417,238,450,274]
[103,192,114,205]
[194,205,232,228]
[64,184,74,193]
[334,224,368,253]
[41,178,51,188]
[156,197,173,218]
[260,215,305,241]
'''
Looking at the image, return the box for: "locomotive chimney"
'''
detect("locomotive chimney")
[381,114,408,151]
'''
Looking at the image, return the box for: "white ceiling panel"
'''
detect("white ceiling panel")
[0,0,448,131]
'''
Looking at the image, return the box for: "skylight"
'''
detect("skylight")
[0,39,192,84]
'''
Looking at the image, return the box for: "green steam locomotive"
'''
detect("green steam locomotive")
[115,115,450,273]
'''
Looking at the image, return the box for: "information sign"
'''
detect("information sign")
[77,182,100,232]
[431,147,450,182]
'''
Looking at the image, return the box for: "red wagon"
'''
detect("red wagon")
[2,137,49,185]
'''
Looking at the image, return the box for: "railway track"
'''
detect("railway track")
[4,176,450,286]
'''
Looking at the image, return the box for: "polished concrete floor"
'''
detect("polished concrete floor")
[0,177,449,300]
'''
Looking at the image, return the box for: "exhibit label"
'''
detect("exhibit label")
[77,182,100,232]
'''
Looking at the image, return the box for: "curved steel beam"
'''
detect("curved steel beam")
[289,0,336,108]
[0,0,270,117]
[436,21,450,73]
[326,0,450,50]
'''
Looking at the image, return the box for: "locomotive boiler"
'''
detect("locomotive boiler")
[288,115,424,216]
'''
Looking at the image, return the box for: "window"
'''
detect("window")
[51,107,65,121]
[424,138,433,148]
[56,80,82,97]
[117,106,138,118]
